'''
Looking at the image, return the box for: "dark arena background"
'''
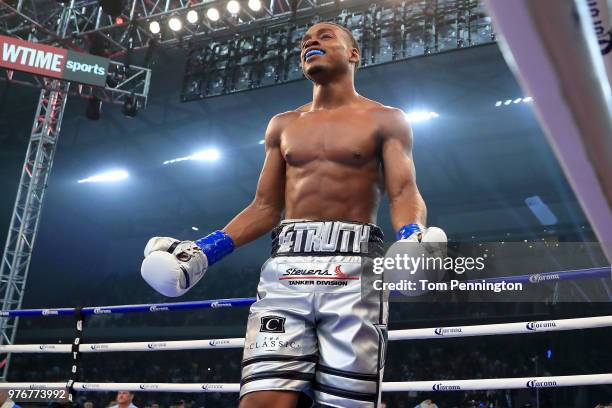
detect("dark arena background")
[0,0,611,408]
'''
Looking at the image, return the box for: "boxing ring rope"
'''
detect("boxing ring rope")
[2,266,609,317]
[1,265,610,394]
[2,373,612,393]
[2,314,611,354]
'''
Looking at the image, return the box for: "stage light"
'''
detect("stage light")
[248,0,262,11]
[497,96,533,108]
[149,21,161,34]
[404,111,439,123]
[227,0,240,14]
[78,170,129,184]
[186,10,199,23]
[192,149,220,161]
[168,16,182,32]
[207,8,220,21]
[163,149,221,165]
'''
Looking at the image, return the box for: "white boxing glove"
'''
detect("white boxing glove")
[141,237,208,297]
[406,226,447,243]
[398,225,448,261]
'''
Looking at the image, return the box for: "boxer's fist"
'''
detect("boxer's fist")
[141,237,208,297]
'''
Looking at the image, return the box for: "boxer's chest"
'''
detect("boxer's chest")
[281,109,380,166]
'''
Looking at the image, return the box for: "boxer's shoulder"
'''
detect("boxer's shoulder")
[354,98,406,124]
[369,105,412,143]
[369,104,406,122]
[265,110,302,146]
[269,110,303,126]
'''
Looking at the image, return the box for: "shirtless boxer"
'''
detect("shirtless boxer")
[141,22,445,408]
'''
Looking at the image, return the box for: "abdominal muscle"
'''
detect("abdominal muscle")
[283,160,383,224]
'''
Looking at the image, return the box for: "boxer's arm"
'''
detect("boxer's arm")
[380,108,427,231]
[222,114,288,247]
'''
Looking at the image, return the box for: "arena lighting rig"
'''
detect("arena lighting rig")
[180,0,494,98]
[0,1,151,381]
[0,0,493,99]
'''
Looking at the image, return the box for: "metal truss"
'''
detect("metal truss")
[181,0,493,99]
[1,60,152,108]
[0,79,70,381]
[0,0,368,56]
[0,3,152,382]
[0,0,490,56]
[0,0,490,100]
[0,0,152,107]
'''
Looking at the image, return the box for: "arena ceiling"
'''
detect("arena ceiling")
[0,43,589,256]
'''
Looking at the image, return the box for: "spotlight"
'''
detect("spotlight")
[85,97,102,120]
[404,111,439,123]
[192,149,220,161]
[163,148,221,165]
[227,0,240,14]
[99,0,124,18]
[206,8,220,21]
[78,170,128,184]
[248,0,262,11]
[149,21,161,34]
[168,16,182,32]
[186,10,199,24]
[122,95,138,118]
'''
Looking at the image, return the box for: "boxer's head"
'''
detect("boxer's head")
[300,22,360,83]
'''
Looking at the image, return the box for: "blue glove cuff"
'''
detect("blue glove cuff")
[195,230,235,266]
[396,223,423,240]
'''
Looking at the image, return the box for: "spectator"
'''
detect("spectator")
[108,391,137,408]
[414,400,438,408]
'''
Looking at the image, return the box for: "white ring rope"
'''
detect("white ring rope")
[3,315,610,354]
[2,374,612,393]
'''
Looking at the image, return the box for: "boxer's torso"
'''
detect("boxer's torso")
[278,97,392,224]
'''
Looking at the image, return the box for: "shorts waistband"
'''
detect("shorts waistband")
[271,220,384,257]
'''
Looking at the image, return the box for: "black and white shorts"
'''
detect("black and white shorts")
[240,220,388,408]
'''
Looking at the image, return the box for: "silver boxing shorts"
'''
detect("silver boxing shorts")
[240,220,388,408]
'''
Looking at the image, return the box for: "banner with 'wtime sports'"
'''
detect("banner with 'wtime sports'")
[0,35,110,87]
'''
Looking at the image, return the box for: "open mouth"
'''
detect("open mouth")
[304,49,325,61]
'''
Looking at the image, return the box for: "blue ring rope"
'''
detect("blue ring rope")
[1,267,609,317]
